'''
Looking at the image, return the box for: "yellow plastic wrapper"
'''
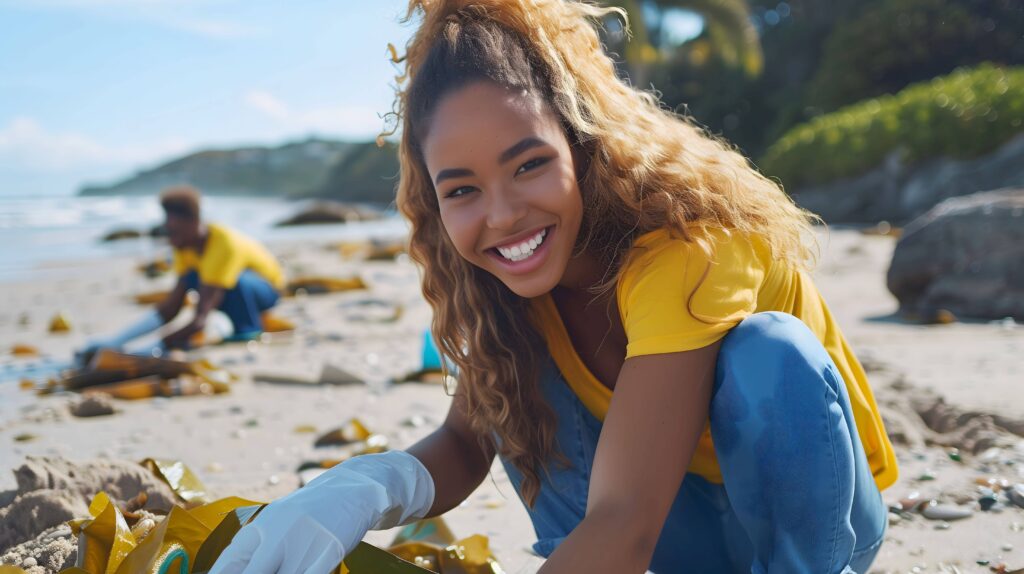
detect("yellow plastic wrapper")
[260,312,296,333]
[11,344,39,357]
[388,518,505,574]
[64,494,261,574]
[314,418,373,447]
[49,313,72,333]
[133,291,171,305]
[140,459,211,505]
[285,276,367,296]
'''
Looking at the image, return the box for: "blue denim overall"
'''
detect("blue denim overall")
[499,312,888,573]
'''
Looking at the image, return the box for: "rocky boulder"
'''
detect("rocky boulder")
[792,133,1024,224]
[886,188,1024,321]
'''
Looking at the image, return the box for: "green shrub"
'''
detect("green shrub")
[759,64,1024,189]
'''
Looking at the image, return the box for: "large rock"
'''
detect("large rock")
[886,188,1024,321]
[275,201,381,226]
[792,133,1024,224]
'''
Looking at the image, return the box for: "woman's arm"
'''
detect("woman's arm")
[539,341,722,573]
[407,385,496,517]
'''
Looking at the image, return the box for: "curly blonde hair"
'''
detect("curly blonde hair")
[388,0,818,506]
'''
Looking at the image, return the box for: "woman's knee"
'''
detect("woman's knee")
[719,313,832,378]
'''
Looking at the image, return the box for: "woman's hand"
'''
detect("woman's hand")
[210,450,435,574]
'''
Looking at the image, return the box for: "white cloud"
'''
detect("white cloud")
[0,117,190,171]
[243,90,387,139]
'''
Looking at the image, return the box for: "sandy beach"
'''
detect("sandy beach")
[1,227,1022,573]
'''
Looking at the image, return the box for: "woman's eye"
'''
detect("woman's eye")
[515,157,550,176]
[445,186,475,199]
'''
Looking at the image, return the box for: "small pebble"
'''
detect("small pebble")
[933,521,951,530]
[1001,543,1013,552]
[267,475,280,486]
[22,557,37,568]
[920,501,973,521]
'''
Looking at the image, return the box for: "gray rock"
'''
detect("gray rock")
[886,189,1024,321]
[791,133,1024,223]
[920,501,973,521]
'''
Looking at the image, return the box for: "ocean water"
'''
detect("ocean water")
[0,195,409,282]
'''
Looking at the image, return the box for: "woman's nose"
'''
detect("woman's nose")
[485,188,529,230]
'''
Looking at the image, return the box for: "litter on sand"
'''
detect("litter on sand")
[0,456,503,574]
[48,351,234,400]
[285,276,367,296]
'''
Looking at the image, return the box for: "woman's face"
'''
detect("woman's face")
[422,81,584,298]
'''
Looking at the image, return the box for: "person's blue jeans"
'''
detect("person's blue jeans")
[499,312,888,573]
[183,270,279,338]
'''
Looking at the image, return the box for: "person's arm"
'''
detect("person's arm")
[209,378,489,574]
[156,275,189,323]
[538,341,722,574]
[408,385,496,517]
[162,282,224,349]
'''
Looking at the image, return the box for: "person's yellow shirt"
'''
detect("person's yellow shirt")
[172,223,284,290]
[530,227,898,491]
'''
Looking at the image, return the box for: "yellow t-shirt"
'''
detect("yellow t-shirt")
[172,223,284,290]
[529,227,898,491]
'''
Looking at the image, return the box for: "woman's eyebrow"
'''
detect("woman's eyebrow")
[498,136,548,165]
[434,137,549,185]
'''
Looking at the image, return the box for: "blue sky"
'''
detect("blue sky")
[0,1,701,197]
[0,0,416,196]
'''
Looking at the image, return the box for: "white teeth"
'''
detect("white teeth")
[496,228,547,262]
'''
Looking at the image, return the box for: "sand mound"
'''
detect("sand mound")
[0,457,178,553]
[13,457,176,510]
[877,379,1024,454]
[0,490,85,554]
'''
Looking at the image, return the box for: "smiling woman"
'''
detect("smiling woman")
[210,1,898,573]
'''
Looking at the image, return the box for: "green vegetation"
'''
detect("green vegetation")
[759,64,1024,189]
[808,0,1024,110]
[305,142,400,205]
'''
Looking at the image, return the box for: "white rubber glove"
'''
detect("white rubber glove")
[76,310,165,365]
[210,450,435,574]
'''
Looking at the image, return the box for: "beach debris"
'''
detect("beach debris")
[293,424,318,434]
[10,344,39,357]
[260,312,295,333]
[132,290,171,305]
[139,458,210,505]
[341,298,404,323]
[48,313,71,333]
[68,393,116,418]
[314,418,373,447]
[337,237,407,261]
[60,350,233,399]
[13,433,37,442]
[136,257,172,278]
[18,379,34,390]
[285,275,367,296]
[387,517,504,574]
[253,362,362,386]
